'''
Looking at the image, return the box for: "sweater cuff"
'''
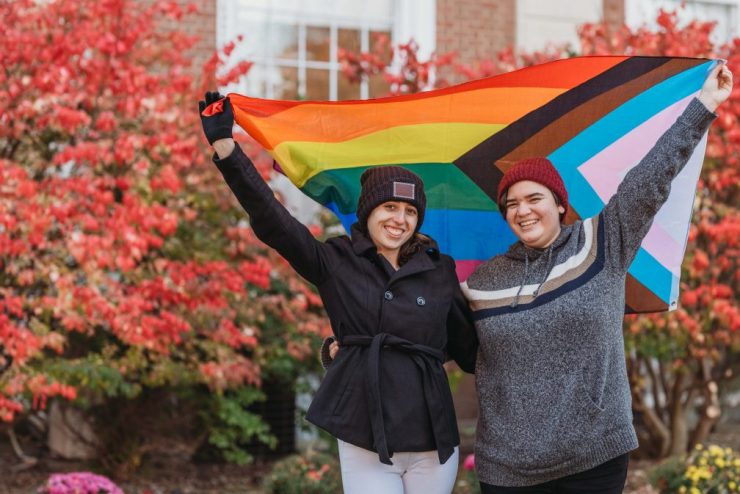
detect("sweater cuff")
[685,97,718,130]
[320,336,336,370]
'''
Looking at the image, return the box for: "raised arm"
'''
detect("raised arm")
[199,92,333,285]
[600,63,732,271]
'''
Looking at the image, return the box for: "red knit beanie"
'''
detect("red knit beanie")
[356,166,426,231]
[497,157,568,217]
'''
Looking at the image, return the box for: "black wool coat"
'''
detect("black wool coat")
[214,144,478,465]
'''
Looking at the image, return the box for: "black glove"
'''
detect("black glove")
[198,91,234,145]
[319,336,336,370]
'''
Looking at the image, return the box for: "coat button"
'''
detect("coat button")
[384,290,394,301]
[417,296,426,306]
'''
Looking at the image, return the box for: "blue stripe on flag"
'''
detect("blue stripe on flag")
[627,248,675,304]
[326,204,517,261]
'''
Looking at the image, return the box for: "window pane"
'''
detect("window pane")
[306,68,330,100]
[338,75,361,101]
[338,28,361,53]
[369,73,391,98]
[370,30,393,65]
[275,66,299,100]
[367,30,392,98]
[338,28,361,100]
[307,26,331,62]
[271,23,299,60]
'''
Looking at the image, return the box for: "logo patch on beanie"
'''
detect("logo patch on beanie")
[393,182,415,200]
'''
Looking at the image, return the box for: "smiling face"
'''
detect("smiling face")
[504,180,565,249]
[366,201,418,264]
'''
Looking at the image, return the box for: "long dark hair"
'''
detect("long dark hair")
[398,232,435,266]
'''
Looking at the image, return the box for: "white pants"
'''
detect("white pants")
[337,439,459,494]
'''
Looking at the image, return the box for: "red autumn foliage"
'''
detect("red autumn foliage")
[0,0,330,426]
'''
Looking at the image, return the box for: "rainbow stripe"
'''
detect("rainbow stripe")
[228,56,715,313]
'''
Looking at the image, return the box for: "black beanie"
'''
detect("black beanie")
[356,166,426,231]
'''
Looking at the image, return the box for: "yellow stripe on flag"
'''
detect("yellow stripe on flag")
[273,122,507,186]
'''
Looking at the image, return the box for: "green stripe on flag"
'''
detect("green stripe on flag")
[300,163,499,214]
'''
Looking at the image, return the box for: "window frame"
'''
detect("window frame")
[216,0,436,101]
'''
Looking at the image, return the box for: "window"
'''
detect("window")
[217,0,413,101]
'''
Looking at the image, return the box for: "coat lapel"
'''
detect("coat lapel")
[390,248,438,284]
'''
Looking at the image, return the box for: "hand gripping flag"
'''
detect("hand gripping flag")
[224,56,717,313]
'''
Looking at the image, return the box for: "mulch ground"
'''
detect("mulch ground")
[0,455,654,494]
[0,458,270,494]
[2,427,738,493]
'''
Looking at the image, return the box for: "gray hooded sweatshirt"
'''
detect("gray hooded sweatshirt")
[462,98,715,486]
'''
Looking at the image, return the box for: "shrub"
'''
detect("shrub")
[0,0,329,473]
[650,444,740,493]
[263,452,342,494]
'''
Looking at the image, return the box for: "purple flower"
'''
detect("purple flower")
[39,472,124,494]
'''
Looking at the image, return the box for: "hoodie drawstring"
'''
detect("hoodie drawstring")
[533,244,555,298]
[510,244,555,308]
[510,251,529,308]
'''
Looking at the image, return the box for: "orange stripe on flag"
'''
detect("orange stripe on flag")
[232,87,566,150]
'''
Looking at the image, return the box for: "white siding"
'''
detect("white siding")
[516,0,603,52]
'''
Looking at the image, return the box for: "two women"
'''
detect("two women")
[202,60,732,494]
[199,92,478,494]
[463,62,732,492]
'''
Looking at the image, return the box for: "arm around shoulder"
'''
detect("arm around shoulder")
[444,259,478,373]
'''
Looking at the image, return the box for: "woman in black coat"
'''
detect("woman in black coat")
[199,92,478,494]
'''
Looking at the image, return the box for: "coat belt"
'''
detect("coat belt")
[340,333,455,465]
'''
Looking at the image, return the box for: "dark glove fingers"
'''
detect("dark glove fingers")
[200,91,233,145]
[222,96,233,115]
[205,91,224,105]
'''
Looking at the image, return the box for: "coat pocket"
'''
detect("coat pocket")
[331,352,363,416]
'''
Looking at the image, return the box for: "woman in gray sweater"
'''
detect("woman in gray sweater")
[462,63,732,493]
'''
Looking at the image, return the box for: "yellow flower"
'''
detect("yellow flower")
[696,444,704,451]
[679,487,687,494]
[728,481,736,490]
[690,487,701,494]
